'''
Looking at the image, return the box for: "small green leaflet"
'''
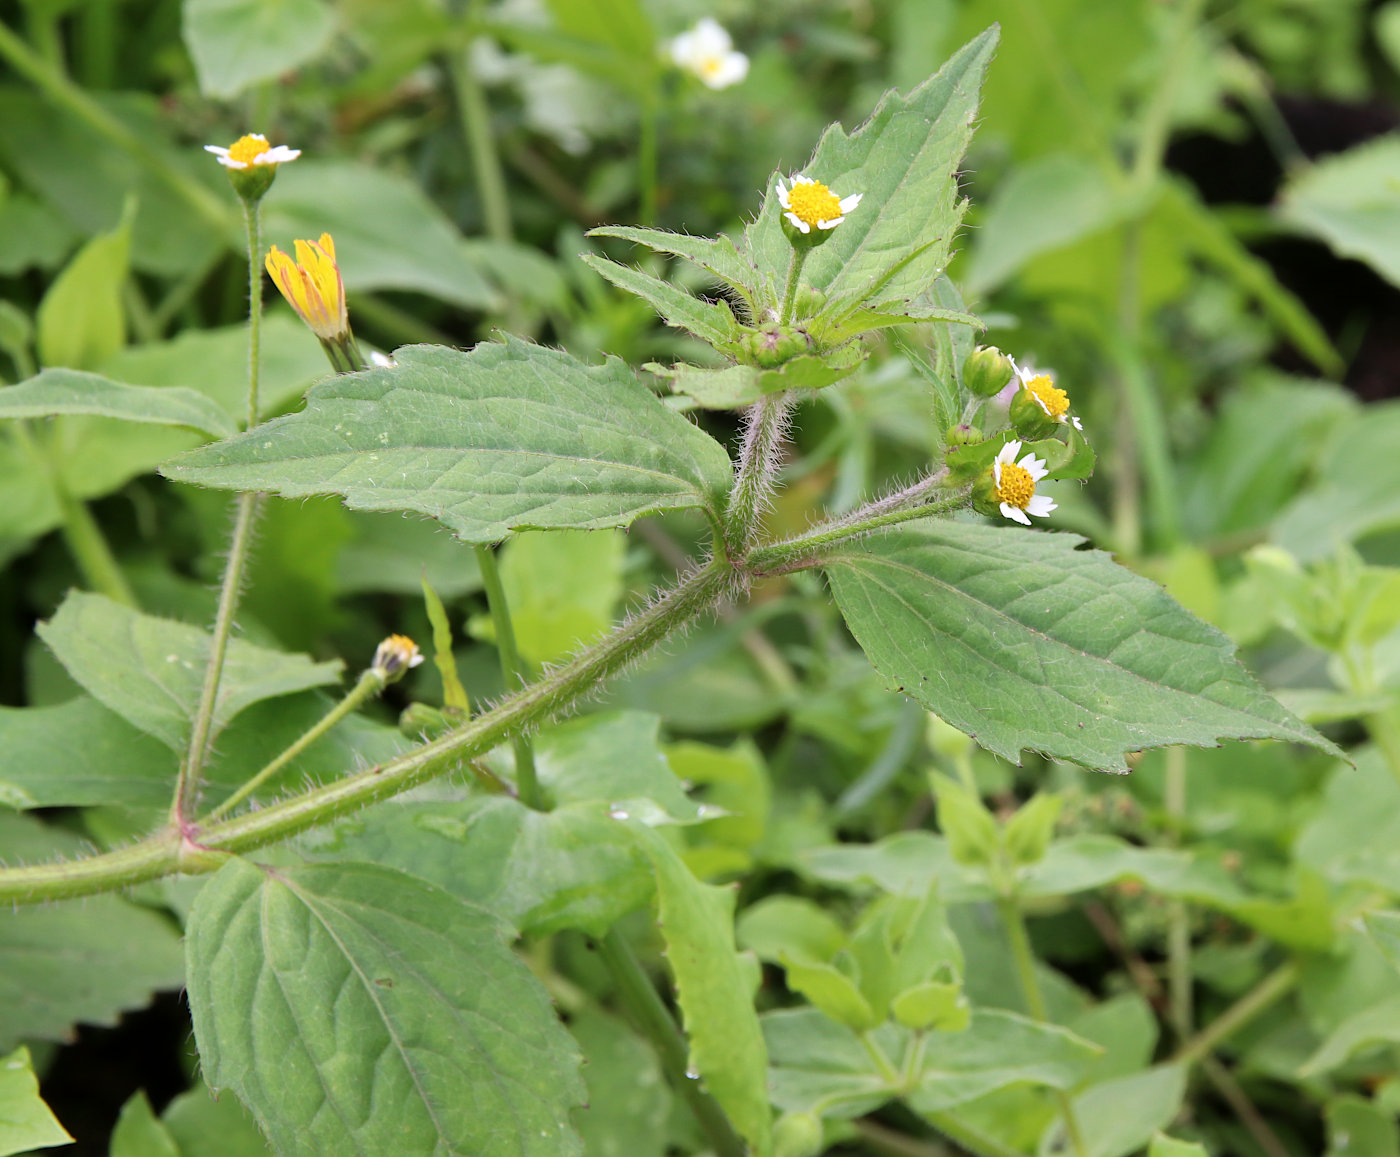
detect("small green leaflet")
[824,522,1341,770]
[164,338,734,542]
[0,1046,73,1157]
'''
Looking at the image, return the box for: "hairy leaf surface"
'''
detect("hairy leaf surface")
[0,368,236,437]
[164,339,732,541]
[824,522,1339,770]
[36,592,342,752]
[186,858,585,1157]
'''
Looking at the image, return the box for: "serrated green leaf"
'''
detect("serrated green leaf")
[1277,135,1400,291]
[0,696,172,809]
[629,823,772,1157]
[744,29,997,313]
[0,1046,72,1157]
[186,858,586,1157]
[0,368,236,437]
[111,1089,179,1157]
[764,1006,1098,1119]
[183,0,336,99]
[36,591,342,752]
[310,711,687,936]
[164,339,732,542]
[313,797,651,939]
[36,199,132,370]
[587,226,760,305]
[582,254,740,347]
[824,522,1339,770]
[657,351,865,410]
[0,812,185,1051]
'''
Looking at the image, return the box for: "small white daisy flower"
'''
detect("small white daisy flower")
[776,174,863,234]
[204,133,301,170]
[1010,357,1083,430]
[668,18,749,90]
[992,439,1056,526]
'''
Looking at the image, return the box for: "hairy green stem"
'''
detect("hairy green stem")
[173,203,267,825]
[777,246,808,325]
[596,929,746,1157]
[0,21,232,234]
[995,896,1090,1157]
[724,393,790,560]
[474,544,542,810]
[747,480,967,573]
[205,667,386,822]
[1171,961,1299,1067]
[1164,746,1193,1039]
[1,558,734,903]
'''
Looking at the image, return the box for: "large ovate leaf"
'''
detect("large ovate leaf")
[185,857,586,1157]
[183,0,336,99]
[763,1007,1098,1119]
[0,368,236,438]
[163,339,733,542]
[263,162,499,311]
[0,696,172,809]
[1061,1065,1188,1157]
[1277,135,1400,289]
[36,591,342,752]
[0,813,185,1051]
[823,522,1339,770]
[629,823,773,1157]
[743,28,997,315]
[312,797,652,939]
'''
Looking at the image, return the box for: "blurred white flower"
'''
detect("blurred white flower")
[668,18,749,90]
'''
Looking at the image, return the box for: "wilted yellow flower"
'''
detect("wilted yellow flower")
[265,234,346,341]
[265,233,364,372]
[372,634,424,682]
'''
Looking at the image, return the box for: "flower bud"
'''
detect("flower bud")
[773,1112,824,1157]
[969,467,1004,519]
[398,703,465,740]
[792,285,827,320]
[371,634,424,683]
[944,423,984,450]
[962,345,1015,397]
[743,324,812,368]
[1009,386,1059,440]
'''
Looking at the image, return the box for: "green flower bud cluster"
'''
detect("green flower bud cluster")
[741,323,813,368]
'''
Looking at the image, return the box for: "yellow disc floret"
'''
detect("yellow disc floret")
[1026,373,1070,419]
[227,134,273,166]
[995,460,1036,510]
[786,180,843,229]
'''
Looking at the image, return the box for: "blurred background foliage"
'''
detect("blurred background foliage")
[4,0,1400,1155]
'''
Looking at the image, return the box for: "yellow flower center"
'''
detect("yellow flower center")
[227,134,271,165]
[787,181,843,228]
[996,460,1036,510]
[1026,374,1070,418]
